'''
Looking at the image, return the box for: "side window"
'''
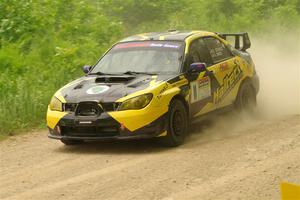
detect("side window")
[184,42,200,71]
[195,39,213,66]
[185,38,213,71]
[189,42,201,63]
[204,37,232,63]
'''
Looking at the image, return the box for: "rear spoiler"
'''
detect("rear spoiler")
[217,32,251,51]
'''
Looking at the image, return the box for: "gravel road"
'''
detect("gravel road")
[1,113,299,200]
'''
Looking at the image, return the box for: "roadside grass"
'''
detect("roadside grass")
[0,43,92,139]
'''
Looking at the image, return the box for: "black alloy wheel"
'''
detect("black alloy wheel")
[160,99,188,147]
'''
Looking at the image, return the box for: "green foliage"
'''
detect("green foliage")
[0,0,299,136]
[162,0,300,33]
[0,0,122,135]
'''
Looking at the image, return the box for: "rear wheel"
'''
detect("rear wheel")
[160,99,188,147]
[235,82,257,112]
[60,139,84,145]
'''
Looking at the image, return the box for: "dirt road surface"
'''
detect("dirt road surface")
[0,113,299,200]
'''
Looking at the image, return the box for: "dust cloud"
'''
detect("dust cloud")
[251,33,300,118]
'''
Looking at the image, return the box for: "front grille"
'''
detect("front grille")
[76,102,102,116]
[64,103,77,112]
[61,126,119,137]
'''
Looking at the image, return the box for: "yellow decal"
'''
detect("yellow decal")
[159,35,165,40]
[46,107,68,129]
[281,182,300,200]
[157,131,167,137]
[108,106,168,132]
[149,75,159,86]
[108,83,181,131]
[157,83,168,99]
[137,34,149,40]
[55,93,66,103]
[171,78,188,88]
[214,61,243,104]
[194,102,215,117]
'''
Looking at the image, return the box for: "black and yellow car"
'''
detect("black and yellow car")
[47,30,259,146]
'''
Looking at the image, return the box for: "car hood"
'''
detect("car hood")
[58,74,176,103]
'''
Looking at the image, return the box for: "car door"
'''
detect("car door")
[185,38,220,117]
[203,37,241,109]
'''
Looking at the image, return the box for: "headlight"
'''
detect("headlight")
[118,93,153,111]
[49,96,63,111]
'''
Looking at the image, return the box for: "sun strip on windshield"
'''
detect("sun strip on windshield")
[114,42,181,50]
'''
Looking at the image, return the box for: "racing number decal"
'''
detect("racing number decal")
[190,76,211,103]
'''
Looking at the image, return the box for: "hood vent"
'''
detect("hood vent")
[73,80,90,90]
[127,78,151,88]
[95,76,135,83]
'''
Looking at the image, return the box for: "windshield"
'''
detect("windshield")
[90,41,184,75]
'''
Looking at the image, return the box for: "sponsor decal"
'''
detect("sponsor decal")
[214,60,243,103]
[190,76,211,103]
[150,43,180,48]
[220,62,229,71]
[114,42,180,49]
[157,84,168,99]
[86,85,110,94]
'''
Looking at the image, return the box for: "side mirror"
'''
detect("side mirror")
[189,63,207,73]
[82,65,91,74]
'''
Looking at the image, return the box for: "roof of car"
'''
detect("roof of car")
[120,30,216,42]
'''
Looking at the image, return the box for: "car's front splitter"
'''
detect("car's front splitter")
[48,132,165,141]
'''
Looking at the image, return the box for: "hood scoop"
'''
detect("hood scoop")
[127,78,151,88]
[95,76,135,83]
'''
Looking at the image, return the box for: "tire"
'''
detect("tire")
[235,82,257,112]
[60,139,84,145]
[160,99,188,147]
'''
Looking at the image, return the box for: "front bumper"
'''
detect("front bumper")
[48,112,168,141]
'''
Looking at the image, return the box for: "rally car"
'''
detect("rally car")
[47,30,259,146]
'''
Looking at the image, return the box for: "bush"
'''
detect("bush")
[0,0,122,136]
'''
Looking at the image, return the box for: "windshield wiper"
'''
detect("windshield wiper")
[122,71,157,75]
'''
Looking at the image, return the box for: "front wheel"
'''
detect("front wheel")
[160,99,188,147]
